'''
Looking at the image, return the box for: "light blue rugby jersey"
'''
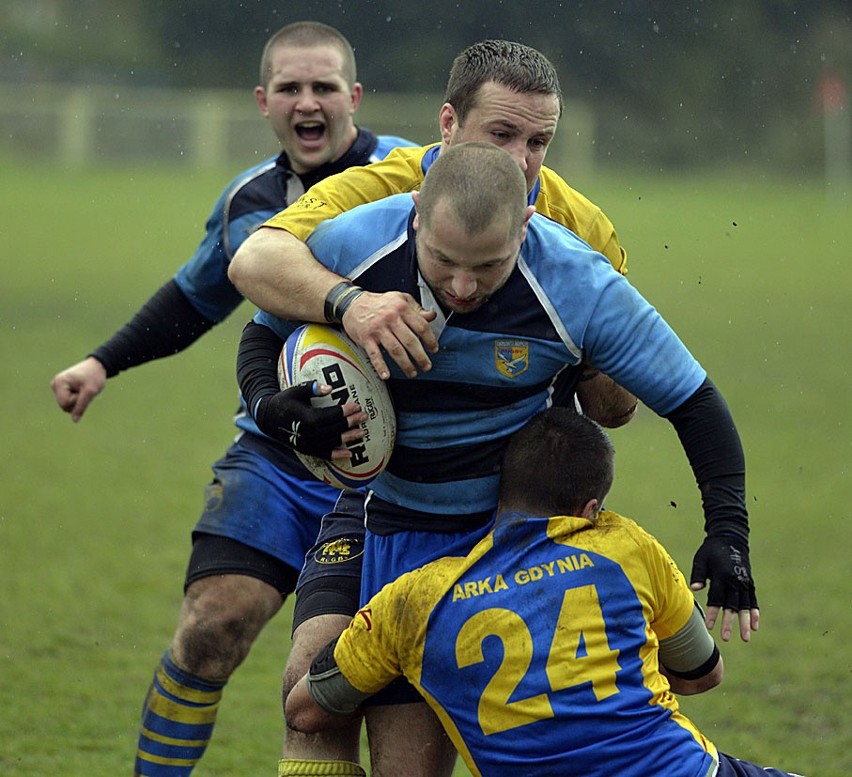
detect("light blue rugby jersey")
[170,131,417,441]
[255,194,706,514]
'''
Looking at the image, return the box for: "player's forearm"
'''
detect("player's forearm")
[665,377,748,540]
[663,654,724,695]
[285,655,370,734]
[90,279,215,377]
[659,603,723,694]
[228,227,344,321]
[285,676,347,734]
[236,321,284,418]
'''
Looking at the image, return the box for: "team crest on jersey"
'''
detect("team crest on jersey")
[313,536,364,565]
[495,340,529,378]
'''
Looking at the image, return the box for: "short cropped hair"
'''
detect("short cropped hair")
[259,21,357,88]
[417,142,527,236]
[444,39,563,123]
[499,409,615,517]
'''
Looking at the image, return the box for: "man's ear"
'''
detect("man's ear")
[438,103,457,144]
[519,204,536,243]
[349,82,364,113]
[254,86,269,117]
[579,498,599,520]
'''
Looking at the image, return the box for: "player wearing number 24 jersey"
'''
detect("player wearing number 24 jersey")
[311,508,719,776]
[286,410,805,777]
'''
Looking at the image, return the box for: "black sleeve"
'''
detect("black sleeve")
[236,320,285,418]
[664,377,748,542]
[90,279,216,377]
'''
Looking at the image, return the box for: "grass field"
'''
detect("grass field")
[1,158,849,776]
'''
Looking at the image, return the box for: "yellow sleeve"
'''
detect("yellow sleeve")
[639,526,698,640]
[333,555,469,694]
[263,144,434,241]
[333,571,416,695]
[535,167,629,275]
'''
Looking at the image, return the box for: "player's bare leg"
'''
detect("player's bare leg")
[170,574,283,675]
[365,702,457,777]
[280,614,363,774]
[135,574,283,775]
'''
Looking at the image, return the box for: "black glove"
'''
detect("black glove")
[253,382,350,459]
[690,535,758,612]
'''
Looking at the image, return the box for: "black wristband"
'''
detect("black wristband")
[324,281,364,324]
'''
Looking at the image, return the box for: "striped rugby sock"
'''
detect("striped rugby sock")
[134,651,225,776]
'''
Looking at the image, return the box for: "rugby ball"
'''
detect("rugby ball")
[278,323,396,490]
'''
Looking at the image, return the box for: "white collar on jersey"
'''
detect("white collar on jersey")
[417,271,449,339]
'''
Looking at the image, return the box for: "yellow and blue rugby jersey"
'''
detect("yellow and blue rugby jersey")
[333,510,719,777]
[262,143,629,275]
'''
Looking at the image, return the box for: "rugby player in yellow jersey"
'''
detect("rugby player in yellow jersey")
[286,410,801,777]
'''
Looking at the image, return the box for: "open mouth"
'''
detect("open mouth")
[295,121,326,143]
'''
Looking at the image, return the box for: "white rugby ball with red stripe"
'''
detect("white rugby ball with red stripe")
[278,323,396,490]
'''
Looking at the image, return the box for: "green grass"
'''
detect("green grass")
[1,158,849,776]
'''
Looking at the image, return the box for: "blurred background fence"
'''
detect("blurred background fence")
[0,83,596,175]
[3,0,848,178]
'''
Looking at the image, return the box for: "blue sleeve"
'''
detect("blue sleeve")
[523,219,706,416]
[173,187,245,322]
[582,272,707,416]
[174,161,281,322]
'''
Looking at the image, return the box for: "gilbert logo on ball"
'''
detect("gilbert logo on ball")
[278,324,396,489]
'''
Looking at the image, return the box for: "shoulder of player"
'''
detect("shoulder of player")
[222,155,281,201]
[595,510,672,558]
[315,191,414,228]
[391,554,474,627]
[381,142,434,164]
[214,154,290,227]
[525,211,610,269]
[305,143,429,203]
[535,166,612,233]
[365,142,432,182]
[307,193,413,268]
[373,135,422,161]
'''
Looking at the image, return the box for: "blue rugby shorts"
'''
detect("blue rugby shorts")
[191,437,343,578]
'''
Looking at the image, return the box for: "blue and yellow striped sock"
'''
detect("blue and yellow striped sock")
[134,651,225,776]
